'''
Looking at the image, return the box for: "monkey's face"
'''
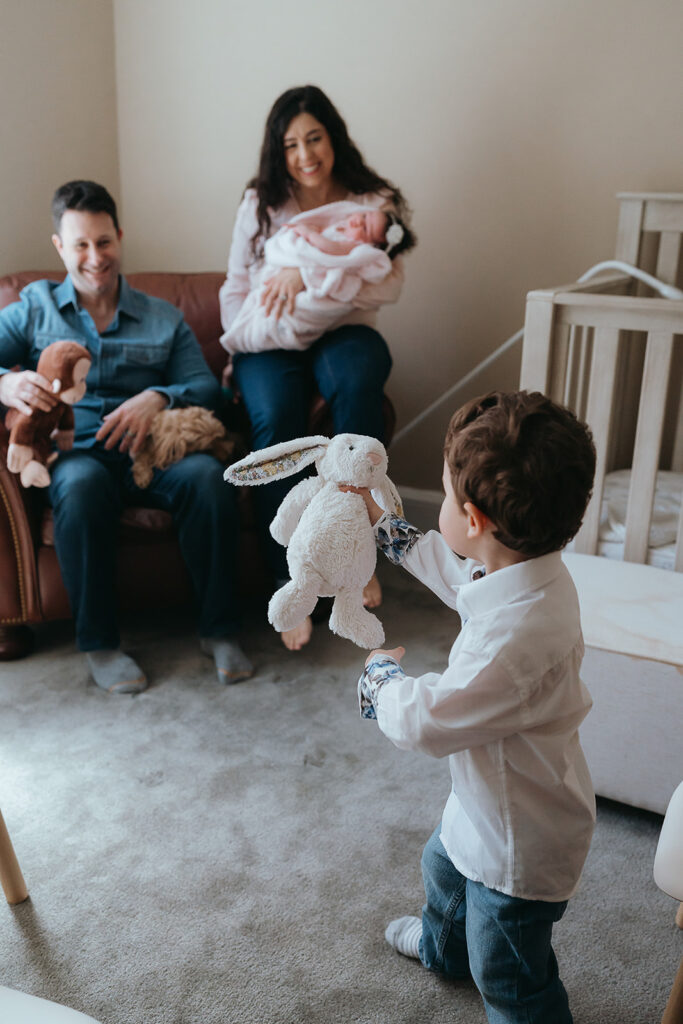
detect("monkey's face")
[59,356,91,405]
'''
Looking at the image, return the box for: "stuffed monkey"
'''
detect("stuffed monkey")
[5,340,91,488]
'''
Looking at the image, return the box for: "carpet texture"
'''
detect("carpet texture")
[0,562,680,1024]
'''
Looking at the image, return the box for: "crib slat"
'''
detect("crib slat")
[655,232,682,286]
[615,197,646,266]
[623,333,675,563]
[574,328,621,554]
[521,295,555,392]
[674,500,683,572]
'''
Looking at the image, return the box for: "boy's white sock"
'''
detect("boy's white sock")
[384,915,422,959]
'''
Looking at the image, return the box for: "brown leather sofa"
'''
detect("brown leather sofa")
[0,270,395,660]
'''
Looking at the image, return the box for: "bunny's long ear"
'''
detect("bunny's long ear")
[371,477,404,518]
[224,435,330,486]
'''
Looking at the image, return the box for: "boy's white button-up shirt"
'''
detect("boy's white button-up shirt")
[369,526,596,903]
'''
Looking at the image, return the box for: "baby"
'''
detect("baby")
[220,201,415,356]
[285,207,413,260]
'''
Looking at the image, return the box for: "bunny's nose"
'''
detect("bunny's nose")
[367,452,382,466]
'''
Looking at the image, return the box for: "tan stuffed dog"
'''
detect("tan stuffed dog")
[132,406,238,488]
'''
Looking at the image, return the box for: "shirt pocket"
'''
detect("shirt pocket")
[120,341,170,367]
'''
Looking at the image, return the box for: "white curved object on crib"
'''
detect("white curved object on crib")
[224,433,403,649]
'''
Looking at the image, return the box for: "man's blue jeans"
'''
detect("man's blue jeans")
[232,324,392,579]
[419,826,573,1024]
[48,447,241,651]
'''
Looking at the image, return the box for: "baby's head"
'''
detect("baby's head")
[342,210,416,259]
[443,390,596,559]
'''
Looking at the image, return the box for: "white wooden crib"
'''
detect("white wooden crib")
[520,193,683,815]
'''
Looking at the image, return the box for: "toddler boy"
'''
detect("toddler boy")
[357,390,597,1024]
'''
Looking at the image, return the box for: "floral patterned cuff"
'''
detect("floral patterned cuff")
[358,654,407,720]
[375,514,423,565]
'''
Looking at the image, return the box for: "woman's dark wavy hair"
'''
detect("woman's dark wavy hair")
[247,85,411,259]
[444,391,596,558]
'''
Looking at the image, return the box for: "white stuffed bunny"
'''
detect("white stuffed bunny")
[224,433,403,649]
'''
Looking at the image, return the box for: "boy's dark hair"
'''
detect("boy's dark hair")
[444,390,596,558]
[378,211,417,260]
[51,180,120,234]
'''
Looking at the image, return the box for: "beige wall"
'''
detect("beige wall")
[0,0,120,275]
[111,0,683,486]
[4,2,682,487]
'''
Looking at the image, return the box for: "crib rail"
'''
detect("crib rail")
[521,277,683,572]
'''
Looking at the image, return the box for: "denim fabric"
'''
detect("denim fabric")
[0,276,221,446]
[48,447,241,650]
[420,826,573,1024]
[232,323,392,578]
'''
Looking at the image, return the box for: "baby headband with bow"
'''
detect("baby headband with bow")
[384,212,405,256]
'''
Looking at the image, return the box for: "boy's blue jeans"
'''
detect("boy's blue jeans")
[420,826,573,1024]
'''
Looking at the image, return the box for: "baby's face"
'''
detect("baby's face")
[342,210,388,246]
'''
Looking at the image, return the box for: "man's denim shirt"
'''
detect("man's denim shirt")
[0,276,221,447]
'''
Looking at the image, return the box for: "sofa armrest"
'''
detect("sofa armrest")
[0,419,41,624]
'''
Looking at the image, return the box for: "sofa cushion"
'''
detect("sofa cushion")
[0,270,226,381]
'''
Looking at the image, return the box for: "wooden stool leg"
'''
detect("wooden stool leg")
[662,956,683,1024]
[0,809,28,904]
[676,902,683,930]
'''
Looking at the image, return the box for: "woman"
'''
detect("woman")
[220,85,413,651]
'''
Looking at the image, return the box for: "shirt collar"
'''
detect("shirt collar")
[456,550,564,619]
[54,274,141,323]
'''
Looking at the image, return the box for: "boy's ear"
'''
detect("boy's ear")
[463,502,490,538]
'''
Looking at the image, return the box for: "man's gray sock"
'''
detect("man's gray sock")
[86,650,148,695]
[200,637,253,684]
[384,915,422,959]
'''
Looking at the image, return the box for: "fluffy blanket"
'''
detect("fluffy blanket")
[220,202,392,355]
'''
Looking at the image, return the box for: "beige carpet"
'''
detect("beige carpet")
[0,561,680,1023]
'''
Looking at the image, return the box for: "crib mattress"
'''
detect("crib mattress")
[578,468,683,571]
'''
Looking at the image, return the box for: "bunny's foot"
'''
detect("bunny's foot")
[330,588,385,649]
[268,576,320,633]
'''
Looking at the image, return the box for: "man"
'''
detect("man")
[0,180,252,694]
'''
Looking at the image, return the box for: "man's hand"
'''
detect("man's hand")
[261,268,305,319]
[96,389,168,456]
[365,645,405,667]
[339,485,384,525]
[0,370,58,416]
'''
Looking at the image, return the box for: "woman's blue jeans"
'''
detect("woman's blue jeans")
[420,826,573,1024]
[232,324,392,579]
[48,446,241,651]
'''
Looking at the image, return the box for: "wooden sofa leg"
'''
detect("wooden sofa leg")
[0,625,34,661]
[0,810,28,905]
[676,902,683,930]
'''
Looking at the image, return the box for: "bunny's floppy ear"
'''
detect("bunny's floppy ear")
[371,477,404,518]
[224,435,329,486]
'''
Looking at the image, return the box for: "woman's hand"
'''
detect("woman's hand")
[0,369,58,417]
[261,268,304,319]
